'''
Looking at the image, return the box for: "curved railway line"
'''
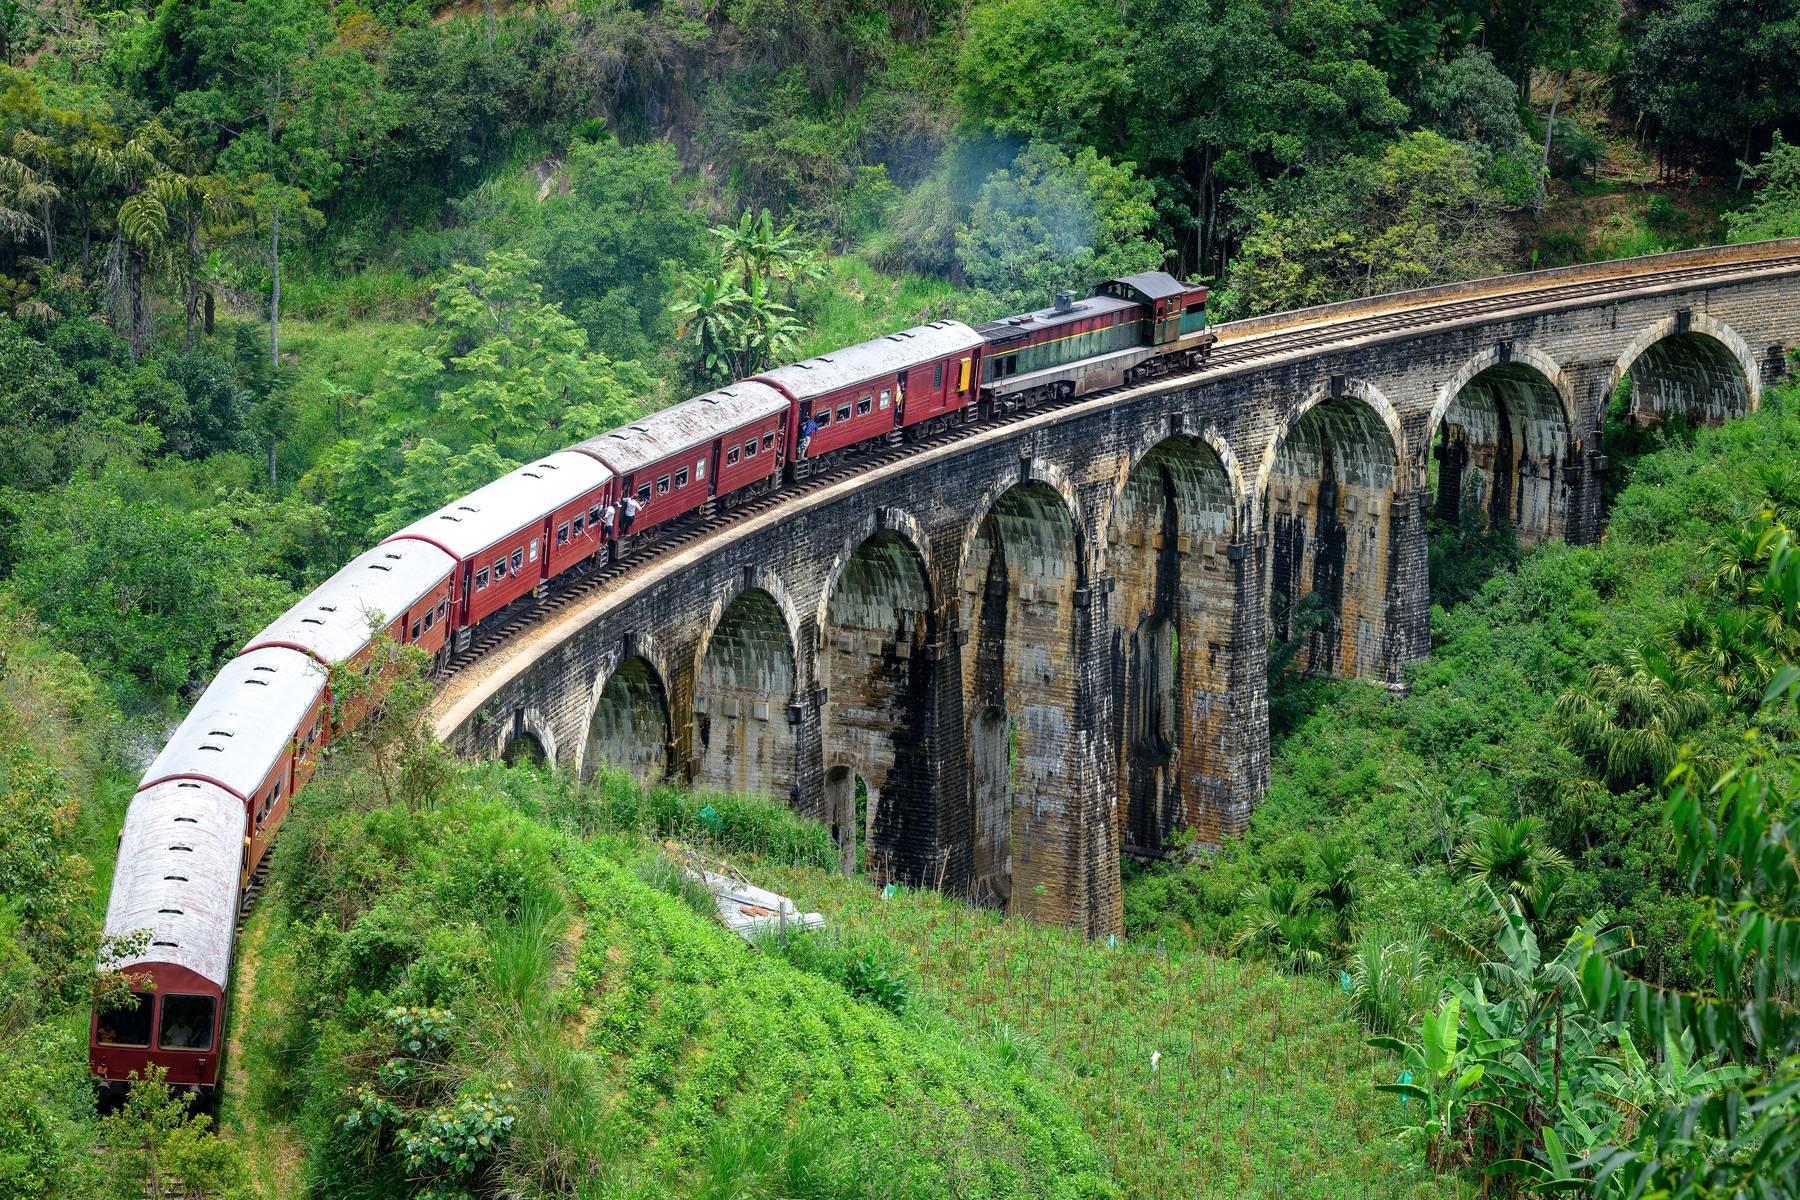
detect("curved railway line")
[432,248,1800,720]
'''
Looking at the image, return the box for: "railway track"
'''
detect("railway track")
[436,250,1800,689]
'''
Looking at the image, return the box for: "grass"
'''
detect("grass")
[757,861,1471,1200]
[796,253,963,355]
[239,762,1113,1199]
[277,265,431,325]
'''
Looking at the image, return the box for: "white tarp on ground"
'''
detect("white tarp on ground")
[665,841,826,942]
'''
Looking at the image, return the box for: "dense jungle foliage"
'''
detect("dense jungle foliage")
[1,0,1799,1196]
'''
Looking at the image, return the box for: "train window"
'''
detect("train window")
[528,540,538,563]
[96,990,155,1047]
[858,397,873,416]
[159,994,216,1052]
[696,459,706,481]
[437,598,447,619]
[410,619,422,640]
[657,476,670,495]
[493,558,507,579]
[557,523,570,546]
[424,609,434,630]
[636,484,651,502]
[836,403,851,422]
[587,506,601,526]
[727,447,740,466]
[675,468,689,489]
[512,549,526,573]
[933,363,944,388]
[744,439,757,457]
[476,568,490,590]
[573,515,585,536]
[762,433,776,451]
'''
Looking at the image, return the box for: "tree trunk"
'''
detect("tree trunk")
[204,290,215,335]
[269,203,281,370]
[1537,70,1566,214]
[184,226,200,349]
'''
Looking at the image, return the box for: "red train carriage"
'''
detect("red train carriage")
[137,647,330,886]
[247,538,457,692]
[572,381,787,538]
[754,321,984,472]
[384,452,614,644]
[92,781,247,1096]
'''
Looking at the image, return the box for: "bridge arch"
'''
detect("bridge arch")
[691,583,800,801]
[578,647,673,786]
[497,705,556,769]
[819,524,938,879]
[957,478,1088,916]
[1607,312,1760,427]
[954,458,1095,595]
[1428,344,1574,544]
[1103,434,1239,851]
[1258,378,1404,681]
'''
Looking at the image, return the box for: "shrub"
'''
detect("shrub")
[759,928,916,1016]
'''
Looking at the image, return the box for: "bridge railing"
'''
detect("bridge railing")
[1214,236,1800,345]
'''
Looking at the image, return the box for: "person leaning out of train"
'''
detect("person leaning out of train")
[797,415,820,459]
[601,500,617,538]
[621,494,641,532]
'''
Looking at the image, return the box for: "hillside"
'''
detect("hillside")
[2,0,1800,1196]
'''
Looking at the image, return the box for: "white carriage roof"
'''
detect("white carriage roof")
[102,781,247,989]
[573,382,789,476]
[141,647,326,798]
[755,321,982,401]
[385,451,612,559]
[248,539,456,664]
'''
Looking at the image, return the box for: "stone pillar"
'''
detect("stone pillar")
[1071,577,1122,937]
[1562,363,1613,547]
[790,622,827,824]
[923,611,972,894]
[1217,534,1270,839]
[1380,487,1432,689]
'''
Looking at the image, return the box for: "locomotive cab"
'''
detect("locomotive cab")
[1096,271,1211,346]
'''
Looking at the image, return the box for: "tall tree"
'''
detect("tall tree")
[191,0,329,368]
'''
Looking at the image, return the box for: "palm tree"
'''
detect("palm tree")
[9,130,60,260]
[147,170,239,347]
[0,150,56,255]
[1231,877,1327,972]
[714,208,823,302]
[1454,815,1570,919]
[1553,647,1712,788]
[670,268,748,384]
[1673,605,1781,712]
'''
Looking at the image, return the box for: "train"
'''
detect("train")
[88,270,1214,1098]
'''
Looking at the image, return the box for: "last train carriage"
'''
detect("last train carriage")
[87,267,1215,1099]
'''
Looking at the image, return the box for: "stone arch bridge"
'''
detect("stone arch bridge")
[433,241,1800,935]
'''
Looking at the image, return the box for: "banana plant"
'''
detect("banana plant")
[1371,993,1524,1171]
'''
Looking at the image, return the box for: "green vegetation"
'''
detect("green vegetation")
[1126,383,1800,1193]
[1,0,1798,1196]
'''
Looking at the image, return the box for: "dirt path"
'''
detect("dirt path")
[221,887,306,1199]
